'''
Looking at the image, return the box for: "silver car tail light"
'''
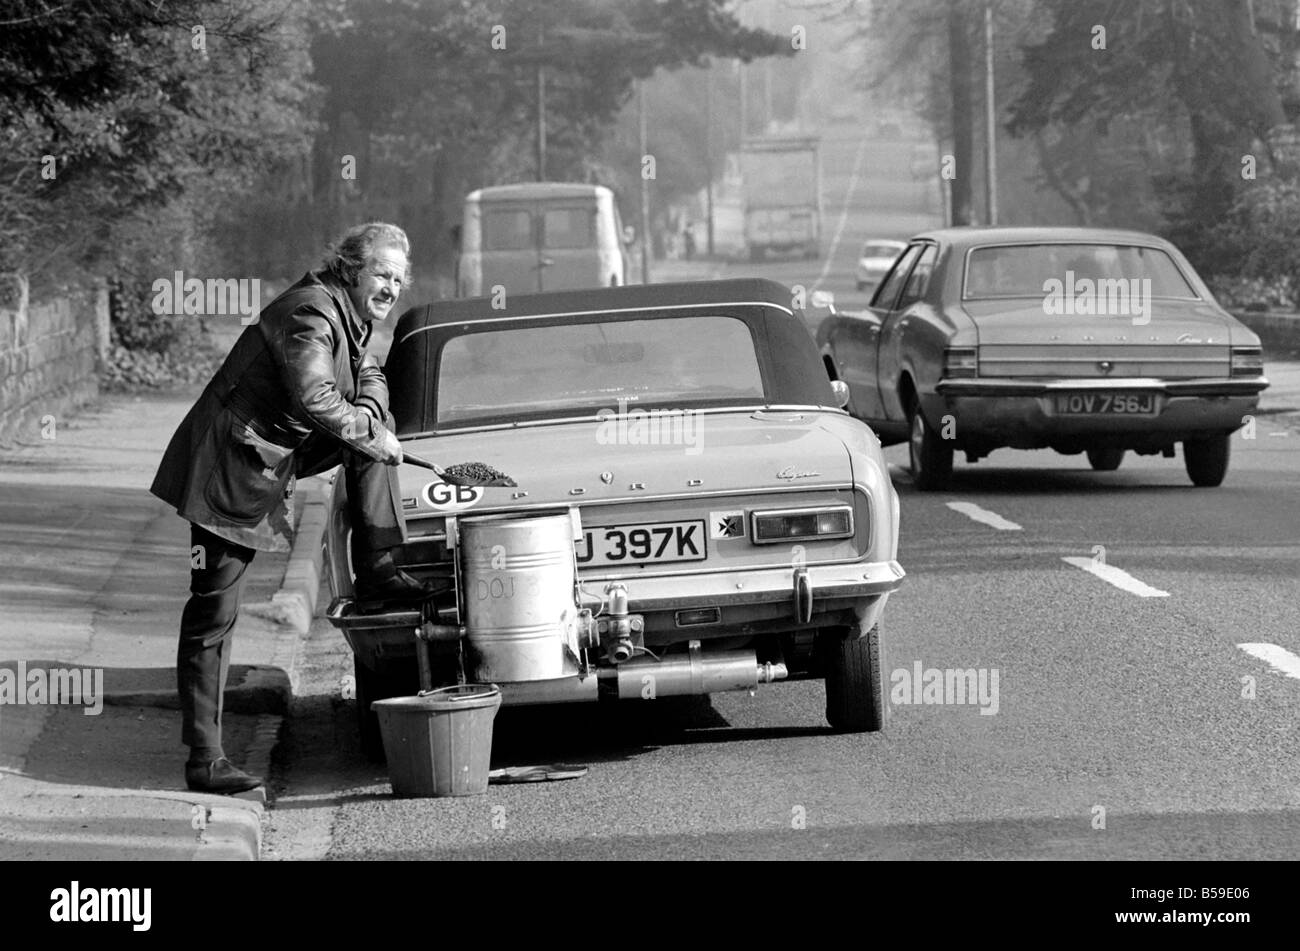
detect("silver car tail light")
[1230,346,1264,377]
[944,346,979,378]
[750,505,854,544]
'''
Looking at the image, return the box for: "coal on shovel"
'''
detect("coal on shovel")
[402,451,517,487]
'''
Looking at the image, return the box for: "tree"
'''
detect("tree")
[1008,0,1298,264]
[230,0,789,286]
[0,0,316,290]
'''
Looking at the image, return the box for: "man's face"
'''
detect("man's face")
[348,245,408,322]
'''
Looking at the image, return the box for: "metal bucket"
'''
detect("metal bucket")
[461,513,578,682]
[374,684,502,798]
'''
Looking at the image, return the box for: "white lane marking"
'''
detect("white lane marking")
[946,501,1022,531]
[1237,643,1300,682]
[1061,556,1169,597]
[812,132,871,292]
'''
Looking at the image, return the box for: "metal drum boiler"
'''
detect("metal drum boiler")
[459,512,581,682]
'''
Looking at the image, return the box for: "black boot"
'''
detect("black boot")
[354,548,448,604]
[185,757,262,795]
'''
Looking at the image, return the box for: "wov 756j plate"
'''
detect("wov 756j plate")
[575,520,707,566]
[1053,391,1158,416]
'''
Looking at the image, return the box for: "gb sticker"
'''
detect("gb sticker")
[422,482,485,511]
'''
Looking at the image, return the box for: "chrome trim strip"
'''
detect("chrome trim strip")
[398,300,796,345]
[404,404,842,439]
[979,356,1226,365]
[937,376,1268,396]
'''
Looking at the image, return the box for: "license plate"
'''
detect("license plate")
[1052,392,1157,416]
[575,520,706,567]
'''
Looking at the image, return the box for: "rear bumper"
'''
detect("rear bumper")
[326,558,906,667]
[930,376,1267,445]
[607,559,905,612]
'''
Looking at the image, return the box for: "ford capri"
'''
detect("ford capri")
[818,227,1269,489]
[324,279,905,756]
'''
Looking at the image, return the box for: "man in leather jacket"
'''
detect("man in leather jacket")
[151,222,436,793]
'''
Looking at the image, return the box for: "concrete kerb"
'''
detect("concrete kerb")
[190,713,282,859]
[263,474,332,635]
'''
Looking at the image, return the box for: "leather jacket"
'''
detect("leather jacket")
[151,269,391,552]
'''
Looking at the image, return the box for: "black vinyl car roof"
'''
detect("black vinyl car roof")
[385,279,838,435]
[393,278,796,336]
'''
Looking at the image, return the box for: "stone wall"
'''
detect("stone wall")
[0,276,108,445]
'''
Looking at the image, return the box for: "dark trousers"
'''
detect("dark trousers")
[177,446,403,751]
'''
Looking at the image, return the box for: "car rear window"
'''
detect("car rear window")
[435,315,765,426]
[964,244,1199,300]
[861,242,902,258]
[483,209,533,251]
[543,207,596,249]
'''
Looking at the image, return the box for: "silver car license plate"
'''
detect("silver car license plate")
[575,520,707,567]
[1053,392,1158,416]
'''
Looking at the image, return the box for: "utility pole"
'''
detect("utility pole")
[739,63,748,139]
[638,77,650,284]
[705,65,715,256]
[762,0,773,132]
[947,0,974,226]
[983,1,998,225]
[536,61,546,181]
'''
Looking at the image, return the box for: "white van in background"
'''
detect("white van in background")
[456,183,632,298]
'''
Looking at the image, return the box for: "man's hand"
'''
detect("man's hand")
[379,429,403,466]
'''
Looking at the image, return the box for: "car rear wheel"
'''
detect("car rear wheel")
[1184,434,1230,487]
[820,624,886,733]
[1086,447,1125,471]
[908,398,953,491]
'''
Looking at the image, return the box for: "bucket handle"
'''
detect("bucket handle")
[418,685,498,701]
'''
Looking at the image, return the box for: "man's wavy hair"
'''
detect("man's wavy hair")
[323,222,412,287]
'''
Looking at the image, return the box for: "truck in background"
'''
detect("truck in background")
[738,135,822,262]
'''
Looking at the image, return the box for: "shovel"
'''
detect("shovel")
[401,450,518,487]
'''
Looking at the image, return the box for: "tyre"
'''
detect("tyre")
[1184,433,1230,487]
[907,397,953,490]
[1086,447,1125,471]
[820,624,886,733]
[353,657,416,762]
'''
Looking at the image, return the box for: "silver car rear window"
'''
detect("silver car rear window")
[964,244,1199,300]
[436,315,765,426]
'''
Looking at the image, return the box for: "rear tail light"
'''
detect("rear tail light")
[944,346,978,378]
[751,506,854,544]
[1230,346,1264,377]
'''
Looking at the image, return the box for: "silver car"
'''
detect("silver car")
[855,239,907,292]
[325,278,907,758]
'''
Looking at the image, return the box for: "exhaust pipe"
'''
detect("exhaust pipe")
[493,647,788,705]
[607,643,787,700]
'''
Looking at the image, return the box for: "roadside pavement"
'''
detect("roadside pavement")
[0,390,327,861]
